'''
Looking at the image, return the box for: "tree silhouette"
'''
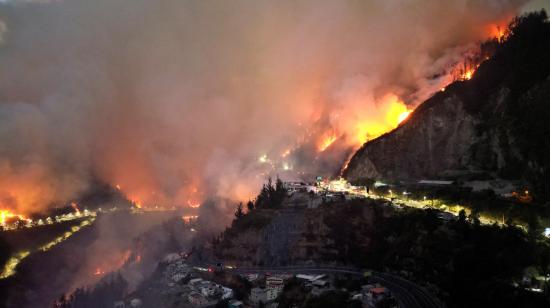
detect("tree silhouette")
[234,202,245,219]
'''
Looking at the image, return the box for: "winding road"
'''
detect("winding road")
[224,265,444,308]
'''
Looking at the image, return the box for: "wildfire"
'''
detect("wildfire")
[0,209,28,228]
[489,24,507,43]
[93,267,105,276]
[70,202,81,215]
[128,198,142,208]
[182,215,199,223]
[187,199,201,208]
[460,68,476,80]
[318,133,337,152]
[354,95,411,145]
[397,110,411,124]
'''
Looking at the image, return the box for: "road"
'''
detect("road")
[323,178,527,229]
[224,265,444,308]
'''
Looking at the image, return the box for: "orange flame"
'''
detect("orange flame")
[489,24,507,43]
[0,209,28,227]
[93,267,105,276]
[318,133,337,152]
[70,202,81,215]
[460,68,476,80]
[354,94,411,145]
[397,110,411,124]
[182,215,199,223]
[187,199,200,208]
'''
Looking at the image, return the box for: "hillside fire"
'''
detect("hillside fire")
[318,133,337,152]
[0,209,29,229]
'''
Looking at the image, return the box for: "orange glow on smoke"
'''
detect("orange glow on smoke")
[354,95,411,145]
[281,148,291,158]
[129,198,142,208]
[93,267,105,276]
[182,215,199,223]
[90,249,135,278]
[187,199,201,208]
[318,133,337,152]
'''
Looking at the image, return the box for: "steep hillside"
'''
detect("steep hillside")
[344,11,550,199]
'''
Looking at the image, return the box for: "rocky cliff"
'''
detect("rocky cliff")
[343,11,550,198]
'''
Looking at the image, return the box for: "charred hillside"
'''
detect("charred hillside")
[344,11,550,200]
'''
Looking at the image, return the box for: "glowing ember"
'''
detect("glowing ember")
[318,133,337,152]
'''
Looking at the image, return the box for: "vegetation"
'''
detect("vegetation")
[51,273,128,308]
[316,199,550,308]
[254,177,288,209]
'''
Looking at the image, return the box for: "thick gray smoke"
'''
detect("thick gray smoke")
[0,0,541,214]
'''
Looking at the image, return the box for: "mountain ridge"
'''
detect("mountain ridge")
[343,11,550,200]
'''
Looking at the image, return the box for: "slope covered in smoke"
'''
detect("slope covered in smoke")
[0,0,540,214]
[344,11,550,200]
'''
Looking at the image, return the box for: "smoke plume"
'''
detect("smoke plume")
[0,0,541,213]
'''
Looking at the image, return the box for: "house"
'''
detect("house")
[244,273,259,282]
[266,276,285,300]
[221,286,234,299]
[200,282,218,297]
[188,292,209,306]
[129,298,142,308]
[113,301,125,308]
[172,272,188,282]
[250,287,267,305]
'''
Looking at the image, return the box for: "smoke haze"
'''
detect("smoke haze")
[0,0,542,214]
